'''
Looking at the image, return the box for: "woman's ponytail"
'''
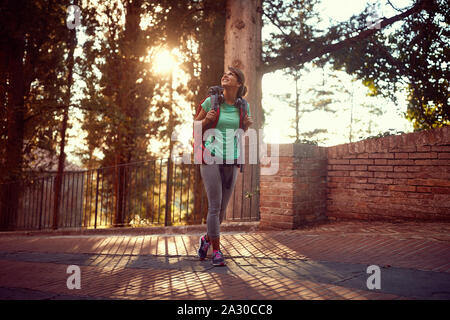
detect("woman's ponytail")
[228,67,247,98]
[238,85,247,98]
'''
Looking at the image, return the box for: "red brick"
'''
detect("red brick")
[349,159,373,165]
[406,193,434,199]
[431,146,450,152]
[327,171,350,177]
[415,159,450,165]
[374,172,388,178]
[278,157,294,163]
[260,201,282,208]
[260,176,282,183]
[407,166,422,172]
[281,202,295,209]
[374,159,387,165]
[391,146,416,152]
[394,166,408,172]
[368,166,394,172]
[354,165,368,171]
[416,146,431,152]
[417,186,450,194]
[432,194,450,207]
[374,184,389,191]
[368,153,394,159]
[259,188,284,196]
[354,153,368,159]
[438,153,450,159]
[387,160,416,165]
[368,178,394,184]
[333,165,355,171]
[281,195,295,202]
[329,176,368,184]
[349,183,375,190]
[328,159,350,165]
[387,172,413,179]
[388,185,416,192]
[385,191,407,198]
[394,153,409,159]
[409,152,438,159]
[364,190,390,197]
[350,171,373,178]
[407,179,450,187]
[392,178,409,185]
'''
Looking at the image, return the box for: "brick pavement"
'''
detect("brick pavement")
[0,220,449,300]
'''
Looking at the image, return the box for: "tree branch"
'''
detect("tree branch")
[262,0,427,74]
[386,0,404,12]
[262,10,289,37]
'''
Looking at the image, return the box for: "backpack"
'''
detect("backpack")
[193,86,248,172]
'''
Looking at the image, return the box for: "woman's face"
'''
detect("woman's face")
[221,71,241,89]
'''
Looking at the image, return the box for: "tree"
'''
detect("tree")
[0,0,81,229]
[76,0,167,226]
[223,0,263,220]
[327,0,449,129]
[156,0,227,224]
[261,0,447,129]
[53,1,79,229]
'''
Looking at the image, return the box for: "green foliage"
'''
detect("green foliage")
[363,128,406,140]
[326,0,449,129]
[0,0,82,182]
[293,139,319,146]
[262,0,448,130]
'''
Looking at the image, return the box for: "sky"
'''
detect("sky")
[65,0,417,166]
[261,0,415,146]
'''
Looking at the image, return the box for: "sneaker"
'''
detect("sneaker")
[197,235,210,260]
[212,250,226,266]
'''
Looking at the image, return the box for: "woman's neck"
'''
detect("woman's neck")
[223,87,238,105]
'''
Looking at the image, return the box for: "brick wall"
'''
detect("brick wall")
[259,126,450,229]
[259,144,328,229]
[327,126,450,222]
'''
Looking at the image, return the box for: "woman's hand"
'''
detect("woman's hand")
[243,114,253,130]
[204,109,217,125]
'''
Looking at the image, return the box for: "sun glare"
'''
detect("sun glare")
[153,49,177,74]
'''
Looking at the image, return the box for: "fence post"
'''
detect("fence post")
[38,179,45,230]
[94,169,100,229]
[164,158,171,227]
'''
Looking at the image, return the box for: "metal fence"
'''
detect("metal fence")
[0,158,259,231]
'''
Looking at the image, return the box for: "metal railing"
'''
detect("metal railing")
[0,158,259,231]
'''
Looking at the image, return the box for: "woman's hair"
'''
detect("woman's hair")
[228,67,247,98]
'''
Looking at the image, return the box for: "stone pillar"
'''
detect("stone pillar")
[259,143,328,229]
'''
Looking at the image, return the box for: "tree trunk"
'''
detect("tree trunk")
[2,20,26,230]
[224,0,262,221]
[52,20,77,230]
[165,74,175,226]
[295,73,300,143]
[191,0,226,225]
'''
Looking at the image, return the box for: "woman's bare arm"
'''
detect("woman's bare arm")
[194,108,207,121]
[194,108,216,130]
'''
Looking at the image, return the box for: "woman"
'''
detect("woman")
[194,67,253,266]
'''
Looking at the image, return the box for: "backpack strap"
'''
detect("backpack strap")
[234,98,248,172]
[193,95,221,165]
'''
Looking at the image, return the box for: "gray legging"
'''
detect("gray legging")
[200,164,239,239]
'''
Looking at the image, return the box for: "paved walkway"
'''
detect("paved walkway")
[0,221,449,300]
